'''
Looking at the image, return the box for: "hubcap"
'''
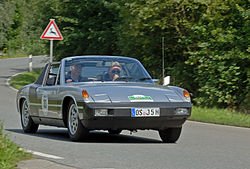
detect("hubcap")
[22,100,30,127]
[68,104,78,135]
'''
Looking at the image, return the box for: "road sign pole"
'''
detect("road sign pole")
[41,19,63,63]
[50,40,53,62]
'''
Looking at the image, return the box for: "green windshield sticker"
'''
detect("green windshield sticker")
[128,95,153,102]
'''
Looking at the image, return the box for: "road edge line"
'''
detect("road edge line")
[187,120,250,130]
[20,148,64,160]
[6,72,23,92]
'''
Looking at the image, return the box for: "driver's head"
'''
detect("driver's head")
[70,64,81,76]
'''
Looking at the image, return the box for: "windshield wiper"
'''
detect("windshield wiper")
[138,77,152,81]
[116,76,134,81]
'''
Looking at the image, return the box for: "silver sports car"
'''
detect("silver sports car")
[16,55,192,143]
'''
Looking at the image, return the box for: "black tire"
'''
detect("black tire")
[108,129,122,135]
[159,127,182,143]
[20,99,39,133]
[67,100,89,141]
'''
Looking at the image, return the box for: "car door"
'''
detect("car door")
[29,64,49,117]
[36,63,62,119]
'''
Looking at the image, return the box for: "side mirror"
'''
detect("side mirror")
[163,76,170,86]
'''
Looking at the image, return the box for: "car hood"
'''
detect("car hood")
[78,83,185,103]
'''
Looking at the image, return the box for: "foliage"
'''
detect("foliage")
[50,0,119,60]
[1,0,250,111]
[0,0,59,56]
[184,0,250,109]
[109,0,189,78]
[0,0,15,52]
[0,123,31,169]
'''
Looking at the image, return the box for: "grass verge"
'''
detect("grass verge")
[0,124,31,169]
[9,69,41,90]
[190,107,250,128]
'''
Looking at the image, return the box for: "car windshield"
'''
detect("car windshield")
[63,56,152,83]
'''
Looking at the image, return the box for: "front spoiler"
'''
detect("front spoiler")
[79,101,191,130]
[81,117,187,130]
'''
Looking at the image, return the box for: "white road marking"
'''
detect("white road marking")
[187,120,250,130]
[6,73,20,92]
[23,149,64,159]
[92,168,115,169]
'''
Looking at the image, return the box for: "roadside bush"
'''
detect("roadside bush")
[0,123,31,169]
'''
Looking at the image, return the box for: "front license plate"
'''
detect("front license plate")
[131,108,160,117]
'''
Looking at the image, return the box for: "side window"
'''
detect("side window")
[56,68,61,85]
[45,64,60,86]
[35,64,48,85]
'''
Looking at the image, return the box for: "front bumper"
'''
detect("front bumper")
[78,102,191,130]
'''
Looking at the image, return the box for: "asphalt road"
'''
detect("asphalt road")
[0,56,250,169]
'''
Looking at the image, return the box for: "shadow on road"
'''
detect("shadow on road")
[7,128,163,144]
[0,75,11,79]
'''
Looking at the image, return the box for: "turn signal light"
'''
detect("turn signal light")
[82,90,89,99]
[183,90,190,98]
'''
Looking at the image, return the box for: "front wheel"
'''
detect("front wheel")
[67,100,89,141]
[20,99,39,133]
[158,127,182,143]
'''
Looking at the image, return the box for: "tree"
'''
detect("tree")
[53,0,119,60]
[185,0,250,109]
[0,0,16,52]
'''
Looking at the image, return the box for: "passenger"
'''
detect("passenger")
[105,61,122,81]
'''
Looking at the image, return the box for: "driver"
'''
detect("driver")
[65,63,82,83]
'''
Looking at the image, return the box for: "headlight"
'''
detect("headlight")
[94,109,108,116]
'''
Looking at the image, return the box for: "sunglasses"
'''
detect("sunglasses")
[111,70,120,74]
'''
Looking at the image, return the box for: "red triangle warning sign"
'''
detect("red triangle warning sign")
[40,19,63,40]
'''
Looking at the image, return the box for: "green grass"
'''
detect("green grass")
[190,107,250,128]
[0,124,31,169]
[0,50,28,59]
[9,69,41,90]
[0,53,28,59]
